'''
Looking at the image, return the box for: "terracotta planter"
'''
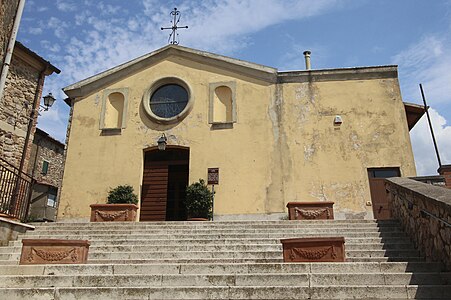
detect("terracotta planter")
[20,239,90,265]
[286,201,334,220]
[281,237,345,262]
[90,204,138,222]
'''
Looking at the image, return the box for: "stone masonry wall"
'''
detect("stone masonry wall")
[0,0,20,64]
[0,52,41,170]
[28,131,65,187]
[386,177,451,270]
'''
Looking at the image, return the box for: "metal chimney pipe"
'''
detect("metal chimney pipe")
[303,50,311,70]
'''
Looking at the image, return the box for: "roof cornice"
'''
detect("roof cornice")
[277,65,398,83]
[63,45,278,98]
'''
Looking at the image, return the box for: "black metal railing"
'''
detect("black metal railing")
[0,157,34,222]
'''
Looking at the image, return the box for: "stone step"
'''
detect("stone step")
[0,256,427,266]
[0,249,421,261]
[29,219,400,226]
[83,257,427,264]
[14,232,409,240]
[27,225,402,234]
[30,223,402,230]
[1,285,450,299]
[0,242,416,254]
[8,236,413,247]
[21,228,403,236]
[0,272,450,288]
[0,262,443,276]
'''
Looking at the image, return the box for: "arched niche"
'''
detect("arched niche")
[209,82,236,125]
[100,88,129,130]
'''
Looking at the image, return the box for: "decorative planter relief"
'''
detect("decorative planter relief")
[90,204,138,222]
[286,201,334,220]
[281,237,345,262]
[19,239,90,265]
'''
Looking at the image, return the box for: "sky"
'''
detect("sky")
[17,0,451,175]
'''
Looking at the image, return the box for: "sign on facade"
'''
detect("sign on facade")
[208,168,219,185]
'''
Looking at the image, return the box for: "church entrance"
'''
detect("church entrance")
[140,147,189,221]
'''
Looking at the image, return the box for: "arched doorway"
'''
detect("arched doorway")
[140,147,189,221]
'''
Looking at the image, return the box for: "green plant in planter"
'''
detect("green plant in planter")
[107,185,138,204]
[185,179,213,219]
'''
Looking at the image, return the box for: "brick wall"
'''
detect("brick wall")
[438,165,451,188]
[386,177,451,270]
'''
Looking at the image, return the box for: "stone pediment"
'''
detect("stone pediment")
[63,45,278,98]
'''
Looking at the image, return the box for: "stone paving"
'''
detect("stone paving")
[0,219,450,299]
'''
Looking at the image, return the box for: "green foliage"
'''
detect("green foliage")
[107,185,138,204]
[185,179,213,219]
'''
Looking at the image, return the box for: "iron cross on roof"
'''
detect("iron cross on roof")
[161,7,189,45]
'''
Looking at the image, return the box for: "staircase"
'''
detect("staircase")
[0,219,450,299]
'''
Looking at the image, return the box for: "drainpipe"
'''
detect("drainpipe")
[0,0,26,103]
[303,50,311,70]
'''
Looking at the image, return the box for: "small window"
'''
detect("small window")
[42,161,49,175]
[47,188,57,207]
[368,168,400,178]
[150,84,189,118]
[142,77,193,124]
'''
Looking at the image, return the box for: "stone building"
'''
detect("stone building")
[27,128,65,222]
[59,45,424,222]
[1,0,60,221]
[0,0,20,68]
[0,41,60,171]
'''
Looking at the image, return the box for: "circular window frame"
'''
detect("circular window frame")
[143,77,193,124]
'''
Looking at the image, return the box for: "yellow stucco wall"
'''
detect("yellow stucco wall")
[58,55,416,221]
[279,79,416,219]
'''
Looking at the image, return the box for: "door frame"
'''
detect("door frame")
[140,146,190,221]
[367,167,401,220]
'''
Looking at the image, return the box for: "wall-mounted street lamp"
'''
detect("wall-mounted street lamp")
[41,92,56,111]
[157,133,167,151]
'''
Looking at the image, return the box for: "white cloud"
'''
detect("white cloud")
[393,35,451,107]
[97,3,121,15]
[56,0,77,12]
[392,34,451,175]
[28,27,43,35]
[176,0,347,53]
[47,17,62,29]
[40,40,61,53]
[410,109,451,175]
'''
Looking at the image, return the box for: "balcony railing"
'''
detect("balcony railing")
[0,157,34,222]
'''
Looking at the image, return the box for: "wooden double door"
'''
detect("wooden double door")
[140,148,189,221]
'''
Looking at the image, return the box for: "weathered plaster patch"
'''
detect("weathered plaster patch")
[265,84,286,213]
[309,182,329,201]
[304,144,315,161]
[294,83,319,125]
[94,94,100,106]
[349,131,361,150]
[74,116,96,127]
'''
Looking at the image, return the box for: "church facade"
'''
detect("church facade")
[58,45,422,221]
